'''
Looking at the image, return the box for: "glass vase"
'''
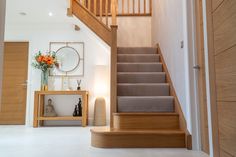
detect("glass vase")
[41,69,49,91]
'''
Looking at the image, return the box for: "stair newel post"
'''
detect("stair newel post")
[67,0,73,16]
[110,25,118,128]
[110,0,118,128]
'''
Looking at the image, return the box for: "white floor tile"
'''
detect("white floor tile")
[0,126,209,157]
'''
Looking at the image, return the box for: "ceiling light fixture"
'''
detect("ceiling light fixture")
[19,12,27,16]
[48,12,53,17]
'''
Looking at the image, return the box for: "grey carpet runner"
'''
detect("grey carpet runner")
[117,47,174,113]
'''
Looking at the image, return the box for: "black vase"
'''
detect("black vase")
[73,105,78,117]
[78,98,82,116]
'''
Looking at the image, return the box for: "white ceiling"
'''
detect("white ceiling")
[6,0,71,24]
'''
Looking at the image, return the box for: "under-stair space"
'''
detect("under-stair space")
[91,47,190,148]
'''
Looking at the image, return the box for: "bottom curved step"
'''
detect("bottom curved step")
[91,127,186,148]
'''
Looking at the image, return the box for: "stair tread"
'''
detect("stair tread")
[118,96,174,98]
[118,83,169,85]
[118,54,160,56]
[118,62,162,64]
[91,127,185,135]
[118,72,165,74]
[118,47,157,49]
[113,112,179,116]
[117,47,157,54]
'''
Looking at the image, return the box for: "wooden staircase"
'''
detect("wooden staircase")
[91,46,192,148]
[68,0,191,149]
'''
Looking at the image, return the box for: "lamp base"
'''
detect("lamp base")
[94,97,106,126]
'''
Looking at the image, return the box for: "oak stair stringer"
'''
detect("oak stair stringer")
[71,0,112,46]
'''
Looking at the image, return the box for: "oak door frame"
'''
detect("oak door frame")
[195,0,210,154]
[202,0,220,157]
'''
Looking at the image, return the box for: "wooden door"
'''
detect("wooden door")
[0,42,29,124]
[205,0,236,156]
[195,0,209,154]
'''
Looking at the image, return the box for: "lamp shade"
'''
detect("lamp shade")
[94,65,109,97]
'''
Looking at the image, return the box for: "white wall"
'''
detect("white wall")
[151,0,200,149]
[117,17,152,47]
[152,0,188,123]
[0,0,6,107]
[5,18,111,126]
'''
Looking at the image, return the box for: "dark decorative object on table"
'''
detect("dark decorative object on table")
[73,105,78,117]
[72,98,82,117]
[77,80,81,90]
[78,98,82,116]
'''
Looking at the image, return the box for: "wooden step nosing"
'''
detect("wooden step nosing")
[113,113,179,116]
[117,54,160,56]
[117,62,162,65]
[117,83,170,86]
[91,129,185,135]
[117,72,166,74]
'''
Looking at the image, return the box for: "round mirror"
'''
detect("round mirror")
[56,46,80,72]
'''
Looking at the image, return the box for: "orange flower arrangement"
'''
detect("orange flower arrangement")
[32,51,58,72]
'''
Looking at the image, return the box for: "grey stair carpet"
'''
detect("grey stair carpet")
[117,47,174,113]
[118,96,174,112]
[118,47,157,54]
[118,54,160,62]
[118,83,170,96]
[118,72,166,83]
[118,63,163,72]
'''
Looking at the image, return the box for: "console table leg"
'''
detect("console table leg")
[33,92,39,128]
[39,95,45,126]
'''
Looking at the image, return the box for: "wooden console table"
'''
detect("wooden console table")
[33,91,89,128]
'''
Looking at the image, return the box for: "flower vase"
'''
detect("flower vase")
[41,70,49,91]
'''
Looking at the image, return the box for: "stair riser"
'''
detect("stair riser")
[118,48,157,54]
[118,64,162,72]
[118,73,166,83]
[91,133,186,148]
[118,97,174,112]
[118,55,160,63]
[113,115,179,130]
[118,84,170,96]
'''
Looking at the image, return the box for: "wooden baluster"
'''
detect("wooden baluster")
[138,0,140,14]
[144,0,146,14]
[100,0,103,21]
[94,0,97,15]
[122,0,124,14]
[88,0,91,11]
[149,0,152,15]
[111,0,117,25]
[116,0,118,14]
[67,0,73,16]
[127,0,130,14]
[105,0,108,25]
[133,0,135,14]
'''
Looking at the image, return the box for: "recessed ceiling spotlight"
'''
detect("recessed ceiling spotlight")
[19,12,27,16]
[48,12,53,17]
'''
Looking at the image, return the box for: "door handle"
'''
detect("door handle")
[19,80,28,87]
[19,83,28,86]
[193,65,200,70]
